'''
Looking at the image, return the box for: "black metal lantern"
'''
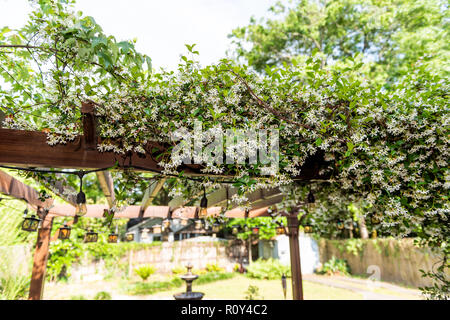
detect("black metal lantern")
[108,232,118,243]
[275,224,286,235]
[125,232,134,242]
[252,226,260,235]
[58,223,71,240]
[336,220,345,230]
[371,213,382,225]
[307,190,315,204]
[231,225,239,235]
[212,223,220,234]
[84,229,98,243]
[21,214,40,232]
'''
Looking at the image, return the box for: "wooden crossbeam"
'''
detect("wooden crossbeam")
[0,128,167,171]
[96,171,116,208]
[0,170,53,208]
[139,178,166,218]
[0,128,325,179]
[39,172,78,206]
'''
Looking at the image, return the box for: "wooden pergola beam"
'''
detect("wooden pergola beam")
[139,178,166,218]
[39,172,78,206]
[96,171,116,208]
[0,169,53,208]
[0,128,326,179]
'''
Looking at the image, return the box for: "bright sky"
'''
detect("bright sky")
[0,0,276,70]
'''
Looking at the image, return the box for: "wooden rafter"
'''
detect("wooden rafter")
[96,171,116,208]
[0,127,326,179]
[138,178,166,219]
[0,169,53,208]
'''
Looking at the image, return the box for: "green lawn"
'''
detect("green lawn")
[146,274,363,300]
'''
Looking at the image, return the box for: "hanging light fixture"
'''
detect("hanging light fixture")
[152,224,162,234]
[212,223,220,234]
[75,171,87,216]
[371,212,382,225]
[307,190,315,204]
[231,225,239,235]
[275,223,286,235]
[58,223,71,240]
[84,229,98,243]
[21,209,40,232]
[108,226,119,243]
[199,186,208,218]
[108,232,118,243]
[125,232,134,242]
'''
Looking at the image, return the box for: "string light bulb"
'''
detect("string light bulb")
[75,172,87,216]
[199,186,208,218]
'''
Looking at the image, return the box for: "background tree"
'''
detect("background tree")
[229,0,449,83]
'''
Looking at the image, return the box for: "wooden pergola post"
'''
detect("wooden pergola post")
[287,213,303,300]
[28,212,53,300]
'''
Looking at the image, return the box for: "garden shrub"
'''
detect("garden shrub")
[134,264,156,281]
[205,263,225,273]
[171,265,187,275]
[245,285,262,300]
[246,258,291,280]
[317,256,351,276]
[94,291,112,300]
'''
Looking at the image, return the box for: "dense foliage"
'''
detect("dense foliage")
[230,0,449,83]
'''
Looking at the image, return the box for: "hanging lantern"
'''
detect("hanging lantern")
[232,225,239,235]
[75,172,87,216]
[108,232,118,243]
[58,223,71,240]
[84,229,98,243]
[252,226,260,235]
[194,220,203,230]
[125,232,134,242]
[21,213,40,232]
[304,224,313,234]
[199,188,208,218]
[275,224,286,235]
[371,213,382,225]
[336,220,345,230]
[212,223,220,234]
[307,190,315,204]
[152,224,162,234]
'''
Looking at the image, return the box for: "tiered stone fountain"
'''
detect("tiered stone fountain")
[173,263,204,300]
